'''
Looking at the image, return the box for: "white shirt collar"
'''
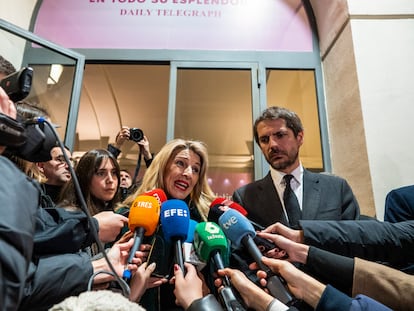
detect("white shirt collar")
[270,164,303,186]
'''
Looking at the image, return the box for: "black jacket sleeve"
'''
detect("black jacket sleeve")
[300,220,414,269]
[186,294,224,311]
[33,207,97,256]
[0,156,39,311]
[315,285,392,311]
[306,247,354,294]
[18,252,93,311]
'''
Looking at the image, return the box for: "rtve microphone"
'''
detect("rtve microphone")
[218,209,294,305]
[208,198,275,253]
[123,190,164,282]
[194,222,246,311]
[160,199,190,273]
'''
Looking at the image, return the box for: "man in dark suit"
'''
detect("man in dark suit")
[384,185,414,222]
[233,106,360,228]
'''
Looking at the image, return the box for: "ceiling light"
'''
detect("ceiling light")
[47,64,63,85]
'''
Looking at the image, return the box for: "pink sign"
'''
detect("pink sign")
[34,0,312,52]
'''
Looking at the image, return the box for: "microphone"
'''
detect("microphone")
[144,188,168,206]
[194,222,246,311]
[183,219,206,270]
[218,209,294,305]
[160,199,190,273]
[208,198,276,253]
[123,191,164,282]
[185,219,198,243]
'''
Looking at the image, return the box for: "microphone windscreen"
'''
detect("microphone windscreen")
[185,219,198,243]
[208,204,229,223]
[129,195,161,235]
[194,222,228,263]
[160,199,190,242]
[143,188,167,206]
[218,209,256,248]
[210,197,227,208]
[208,198,248,223]
[228,201,248,216]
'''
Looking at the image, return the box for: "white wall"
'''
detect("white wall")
[348,0,414,219]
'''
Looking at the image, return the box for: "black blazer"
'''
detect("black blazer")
[232,169,360,228]
[384,185,414,222]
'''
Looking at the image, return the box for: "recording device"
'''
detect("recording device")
[129,128,144,142]
[218,209,294,305]
[122,193,162,282]
[160,199,190,273]
[0,67,33,102]
[0,67,55,162]
[208,198,276,254]
[194,222,246,311]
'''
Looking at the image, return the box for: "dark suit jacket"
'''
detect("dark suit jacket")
[384,185,414,222]
[232,169,360,228]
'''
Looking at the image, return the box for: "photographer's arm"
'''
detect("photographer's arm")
[108,126,130,159]
[138,135,153,167]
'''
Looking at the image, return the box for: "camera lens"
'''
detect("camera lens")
[130,128,143,142]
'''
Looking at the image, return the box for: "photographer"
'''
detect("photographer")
[108,126,153,201]
[0,65,40,310]
[108,126,153,167]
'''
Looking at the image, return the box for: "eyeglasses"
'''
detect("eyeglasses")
[53,155,76,167]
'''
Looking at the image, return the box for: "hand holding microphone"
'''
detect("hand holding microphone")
[218,209,294,305]
[208,198,277,254]
[160,199,190,273]
[193,221,246,311]
[123,189,166,282]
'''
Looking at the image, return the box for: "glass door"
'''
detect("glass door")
[0,18,85,150]
[169,62,259,198]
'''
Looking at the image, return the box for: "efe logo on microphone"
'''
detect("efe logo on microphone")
[163,208,188,218]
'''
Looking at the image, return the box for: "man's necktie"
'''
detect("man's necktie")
[283,174,302,228]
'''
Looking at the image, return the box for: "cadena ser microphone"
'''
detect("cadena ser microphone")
[218,209,294,305]
[160,199,190,273]
[208,198,275,253]
[194,222,246,311]
[123,193,162,282]
[144,188,168,206]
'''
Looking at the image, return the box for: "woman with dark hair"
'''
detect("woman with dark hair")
[59,148,123,257]
[60,148,121,216]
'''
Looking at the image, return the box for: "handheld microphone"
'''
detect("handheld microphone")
[144,188,168,206]
[185,219,198,243]
[160,199,190,273]
[218,209,294,305]
[208,198,276,253]
[194,222,246,311]
[123,192,163,282]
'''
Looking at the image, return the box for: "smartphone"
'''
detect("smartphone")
[146,226,173,279]
[0,67,33,102]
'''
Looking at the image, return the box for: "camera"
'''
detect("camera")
[129,128,144,142]
[0,67,33,102]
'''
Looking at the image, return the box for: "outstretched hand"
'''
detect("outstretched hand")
[216,268,274,311]
[252,257,326,309]
[262,222,304,243]
[172,263,203,309]
[257,231,309,264]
